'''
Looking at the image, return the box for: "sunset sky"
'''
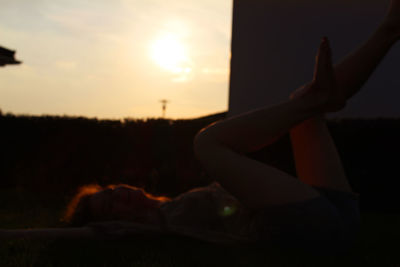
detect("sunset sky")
[0,0,232,120]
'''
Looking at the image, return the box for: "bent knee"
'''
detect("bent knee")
[193,130,219,159]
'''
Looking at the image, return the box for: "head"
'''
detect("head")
[62,184,171,226]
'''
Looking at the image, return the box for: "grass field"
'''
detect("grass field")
[1,188,399,267]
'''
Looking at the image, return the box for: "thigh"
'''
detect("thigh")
[194,138,322,211]
[290,115,354,193]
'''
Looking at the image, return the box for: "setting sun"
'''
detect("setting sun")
[150,34,192,74]
[1,0,233,119]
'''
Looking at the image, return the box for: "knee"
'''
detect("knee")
[193,121,220,147]
[193,130,214,154]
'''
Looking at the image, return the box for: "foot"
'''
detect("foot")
[381,0,400,40]
[290,37,346,113]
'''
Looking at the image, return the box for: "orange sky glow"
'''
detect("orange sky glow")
[0,0,232,120]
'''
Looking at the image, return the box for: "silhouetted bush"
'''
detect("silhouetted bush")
[0,113,399,212]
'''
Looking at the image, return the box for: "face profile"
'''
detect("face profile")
[89,186,142,221]
[61,183,170,226]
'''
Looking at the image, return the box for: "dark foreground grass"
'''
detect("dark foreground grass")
[1,189,399,267]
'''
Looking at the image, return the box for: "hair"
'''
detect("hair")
[61,183,171,226]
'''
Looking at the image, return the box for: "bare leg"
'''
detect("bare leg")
[193,98,323,211]
[193,40,337,211]
[194,2,400,210]
[195,38,339,155]
[332,0,400,100]
[290,115,353,192]
[270,1,400,145]
[289,0,400,192]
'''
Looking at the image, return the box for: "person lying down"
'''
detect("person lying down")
[3,0,400,252]
[0,32,385,255]
[0,182,258,246]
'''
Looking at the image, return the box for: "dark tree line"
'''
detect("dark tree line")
[1,112,399,212]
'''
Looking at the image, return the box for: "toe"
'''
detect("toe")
[314,37,334,83]
[323,37,333,71]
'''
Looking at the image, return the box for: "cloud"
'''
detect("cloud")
[0,0,232,119]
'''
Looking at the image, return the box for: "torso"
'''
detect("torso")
[159,182,258,240]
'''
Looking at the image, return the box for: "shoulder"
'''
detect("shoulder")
[159,182,226,213]
[160,182,244,217]
[168,182,233,202]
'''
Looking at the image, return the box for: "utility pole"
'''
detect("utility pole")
[159,99,170,118]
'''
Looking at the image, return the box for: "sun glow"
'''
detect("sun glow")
[150,34,192,74]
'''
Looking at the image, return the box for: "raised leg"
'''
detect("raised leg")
[290,115,353,193]
[193,100,322,211]
[289,0,400,193]
[193,40,335,211]
[332,0,400,100]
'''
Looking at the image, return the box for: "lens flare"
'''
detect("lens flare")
[219,205,236,217]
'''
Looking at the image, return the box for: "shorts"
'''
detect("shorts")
[251,186,361,255]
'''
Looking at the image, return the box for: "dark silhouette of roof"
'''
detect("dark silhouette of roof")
[0,46,21,66]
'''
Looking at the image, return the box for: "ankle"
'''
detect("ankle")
[304,80,346,113]
[289,90,324,116]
